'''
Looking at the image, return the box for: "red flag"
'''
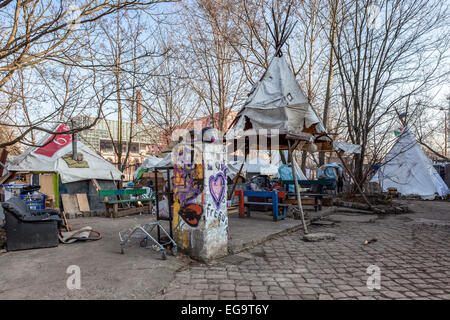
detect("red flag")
[34,124,72,158]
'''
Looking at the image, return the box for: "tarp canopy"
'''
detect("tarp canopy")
[6,124,122,184]
[333,142,361,154]
[317,163,343,180]
[370,127,449,200]
[133,153,173,180]
[227,157,281,180]
[226,56,327,145]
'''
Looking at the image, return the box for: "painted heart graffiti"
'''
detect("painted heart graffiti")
[209,172,226,210]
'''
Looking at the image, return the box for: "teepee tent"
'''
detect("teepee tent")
[225,54,332,151]
[371,127,449,200]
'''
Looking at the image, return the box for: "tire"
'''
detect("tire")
[161,250,167,260]
[171,246,177,256]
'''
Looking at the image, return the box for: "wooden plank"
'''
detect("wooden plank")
[61,194,79,214]
[91,178,101,192]
[282,179,334,186]
[283,198,320,206]
[113,204,152,218]
[76,193,90,212]
[0,149,8,176]
[99,189,146,197]
[53,174,60,209]
[105,198,152,204]
[38,174,55,200]
[0,172,13,185]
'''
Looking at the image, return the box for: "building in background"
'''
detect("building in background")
[161,111,238,148]
[74,115,162,180]
[74,110,238,180]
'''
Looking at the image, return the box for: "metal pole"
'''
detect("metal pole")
[288,140,308,234]
[71,119,78,161]
[445,115,448,158]
[446,97,449,157]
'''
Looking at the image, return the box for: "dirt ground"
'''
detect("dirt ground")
[0,215,189,299]
[0,199,448,299]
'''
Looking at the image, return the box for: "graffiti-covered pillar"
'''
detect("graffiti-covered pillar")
[172,142,228,261]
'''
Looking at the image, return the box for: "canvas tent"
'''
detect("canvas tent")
[135,151,286,181]
[225,55,332,151]
[227,157,281,180]
[4,124,122,210]
[370,127,449,200]
[133,153,173,180]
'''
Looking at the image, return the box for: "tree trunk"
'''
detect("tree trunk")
[319,0,337,166]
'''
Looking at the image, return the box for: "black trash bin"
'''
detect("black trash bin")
[2,197,62,251]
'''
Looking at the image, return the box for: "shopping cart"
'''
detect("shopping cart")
[118,190,177,260]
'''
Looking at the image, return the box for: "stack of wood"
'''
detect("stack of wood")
[61,193,91,219]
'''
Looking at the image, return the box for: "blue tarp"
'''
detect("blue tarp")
[317,163,343,180]
[278,164,302,193]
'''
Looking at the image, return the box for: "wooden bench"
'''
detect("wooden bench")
[280,179,334,212]
[234,190,288,221]
[99,189,153,218]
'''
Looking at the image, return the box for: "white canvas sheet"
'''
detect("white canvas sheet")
[226,56,325,139]
[7,142,122,183]
[371,128,449,199]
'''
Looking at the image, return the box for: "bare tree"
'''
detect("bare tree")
[180,0,246,132]
[0,0,171,148]
[331,0,449,186]
[142,54,200,146]
[85,6,168,179]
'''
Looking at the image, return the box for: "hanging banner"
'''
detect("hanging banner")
[33,124,72,159]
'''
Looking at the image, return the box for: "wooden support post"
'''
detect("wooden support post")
[53,174,60,209]
[237,190,245,217]
[227,159,245,201]
[288,140,308,234]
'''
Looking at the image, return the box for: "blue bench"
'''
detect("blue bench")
[235,190,288,221]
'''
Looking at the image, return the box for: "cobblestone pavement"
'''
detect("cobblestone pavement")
[157,214,450,300]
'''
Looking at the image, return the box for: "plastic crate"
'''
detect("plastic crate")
[20,194,46,210]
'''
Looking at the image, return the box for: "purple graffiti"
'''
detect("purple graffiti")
[209,172,226,210]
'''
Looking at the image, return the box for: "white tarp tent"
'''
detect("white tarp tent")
[136,151,285,181]
[133,153,173,180]
[227,150,307,180]
[227,157,281,180]
[6,124,122,184]
[226,56,325,140]
[370,127,449,200]
[333,142,361,154]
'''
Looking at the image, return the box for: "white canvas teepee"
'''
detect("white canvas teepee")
[226,55,326,140]
[371,127,449,200]
[6,124,122,183]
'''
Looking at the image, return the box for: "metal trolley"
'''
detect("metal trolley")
[118,166,177,260]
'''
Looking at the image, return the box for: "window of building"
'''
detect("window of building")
[100,140,114,154]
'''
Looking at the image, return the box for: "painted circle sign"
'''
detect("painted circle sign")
[34,124,72,158]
